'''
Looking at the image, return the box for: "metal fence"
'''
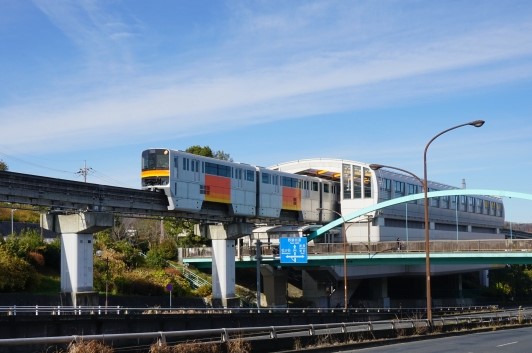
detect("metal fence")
[0,308,527,350]
[0,304,497,316]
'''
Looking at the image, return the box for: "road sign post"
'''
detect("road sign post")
[166,283,173,308]
[280,237,308,264]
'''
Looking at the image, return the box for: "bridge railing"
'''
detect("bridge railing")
[181,239,532,259]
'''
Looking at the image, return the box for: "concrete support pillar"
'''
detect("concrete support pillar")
[260,265,287,308]
[196,222,253,308]
[211,238,237,307]
[380,277,390,308]
[458,274,463,298]
[480,270,489,287]
[41,212,113,307]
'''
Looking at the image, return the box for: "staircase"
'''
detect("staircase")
[169,262,210,289]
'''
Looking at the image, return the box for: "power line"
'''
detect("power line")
[0,150,73,174]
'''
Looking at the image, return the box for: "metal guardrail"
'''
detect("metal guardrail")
[0,308,526,349]
[0,305,497,316]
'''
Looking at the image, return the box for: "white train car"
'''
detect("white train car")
[141,149,340,223]
[141,149,257,216]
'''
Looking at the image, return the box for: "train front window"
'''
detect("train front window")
[142,149,170,170]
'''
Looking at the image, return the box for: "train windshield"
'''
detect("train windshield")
[142,149,170,171]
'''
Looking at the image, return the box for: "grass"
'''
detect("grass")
[32,272,60,294]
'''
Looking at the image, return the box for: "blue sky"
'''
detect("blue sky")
[1,1,532,223]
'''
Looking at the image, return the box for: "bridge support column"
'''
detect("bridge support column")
[260,265,287,307]
[42,212,114,307]
[196,222,253,308]
[480,270,489,287]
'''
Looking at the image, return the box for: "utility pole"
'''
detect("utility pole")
[77,160,93,182]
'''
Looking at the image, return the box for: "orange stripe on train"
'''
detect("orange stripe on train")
[282,187,301,211]
[204,175,231,204]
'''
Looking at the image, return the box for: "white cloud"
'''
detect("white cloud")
[2,1,531,157]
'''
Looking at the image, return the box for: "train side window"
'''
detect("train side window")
[312,182,318,191]
[324,184,330,193]
[262,173,271,184]
[246,170,255,182]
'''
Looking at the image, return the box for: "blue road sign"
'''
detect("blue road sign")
[280,237,308,264]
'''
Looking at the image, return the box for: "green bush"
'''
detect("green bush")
[114,274,165,296]
[3,229,45,258]
[194,283,212,297]
[145,249,168,269]
[42,238,61,271]
[0,248,39,291]
[113,240,144,269]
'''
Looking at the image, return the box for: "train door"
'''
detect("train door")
[235,168,243,189]
[193,159,200,182]
[303,180,310,198]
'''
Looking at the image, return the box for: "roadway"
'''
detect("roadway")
[344,326,532,353]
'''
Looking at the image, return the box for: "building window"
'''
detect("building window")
[342,163,351,199]
[394,181,405,197]
[353,165,362,198]
[430,189,439,207]
[363,167,372,198]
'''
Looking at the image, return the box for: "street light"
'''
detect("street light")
[422,120,484,323]
[10,208,16,235]
[317,207,348,310]
[370,119,485,324]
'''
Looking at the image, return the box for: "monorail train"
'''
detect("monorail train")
[141,149,339,223]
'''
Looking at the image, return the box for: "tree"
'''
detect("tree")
[0,160,7,171]
[186,145,214,157]
[213,150,233,162]
[186,145,233,161]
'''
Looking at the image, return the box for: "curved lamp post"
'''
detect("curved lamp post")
[370,119,485,324]
[317,207,348,310]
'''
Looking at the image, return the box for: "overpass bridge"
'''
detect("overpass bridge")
[182,239,532,268]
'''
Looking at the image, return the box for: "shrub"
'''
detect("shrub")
[3,229,44,258]
[68,340,114,353]
[42,238,61,271]
[27,251,45,268]
[145,249,168,269]
[0,248,39,291]
[114,273,165,296]
[149,342,222,353]
[113,240,144,269]
[195,283,212,297]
